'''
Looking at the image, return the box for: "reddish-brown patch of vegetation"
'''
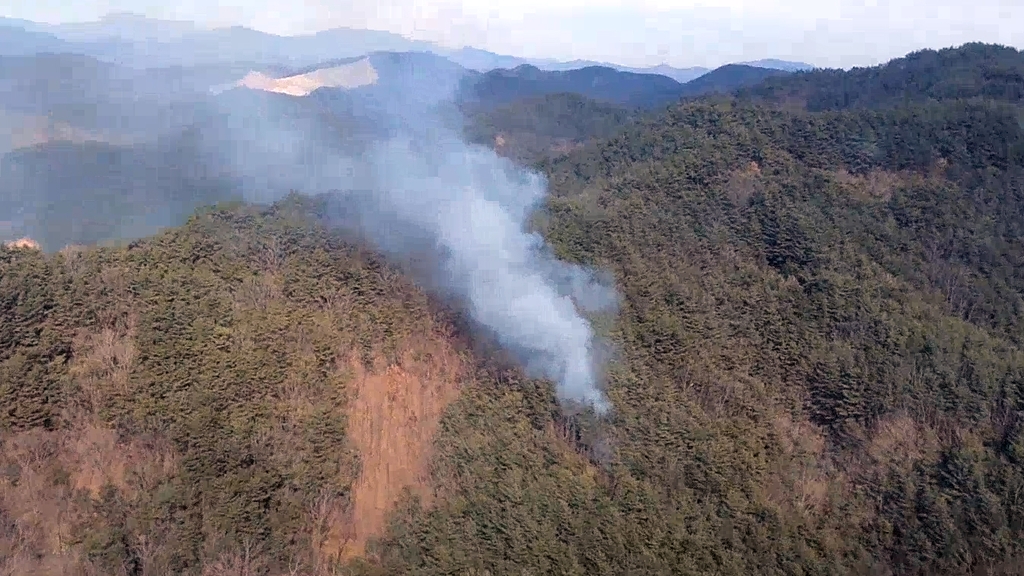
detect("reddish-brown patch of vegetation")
[865,412,939,471]
[0,413,179,575]
[328,336,465,561]
[724,161,764,204]
[833,168,907,201]
[763,412,841,519]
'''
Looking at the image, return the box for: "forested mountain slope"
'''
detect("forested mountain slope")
[461,64,688,109]
[531,88,1024,574]
[459,66,795,164]
[3,42,1024,576]
[738,43,1024,110]
[462,93,636,163]
[1,198,477,573]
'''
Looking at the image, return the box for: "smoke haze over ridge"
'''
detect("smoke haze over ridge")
[0,52,620,411]
[206,75,620,411]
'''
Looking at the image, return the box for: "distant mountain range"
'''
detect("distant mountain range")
[461,64,688,109]
[0,48,802,161]
[0,13,814,79]
[737,58,815,72]
[443,47,715,82]
[0,42,809,246]
[0,14,816,243]
[221,54,801,112]
[444,47,813,82]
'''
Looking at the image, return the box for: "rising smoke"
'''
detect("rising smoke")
[0,52,620,412]
[346,134,619,412]
[203,60,620,412]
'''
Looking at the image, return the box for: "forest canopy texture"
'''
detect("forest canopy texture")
[3,42,1024,575]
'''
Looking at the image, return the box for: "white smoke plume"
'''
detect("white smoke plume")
[201,75,620,411]
[349,133,618,411]
[0,49,615,411]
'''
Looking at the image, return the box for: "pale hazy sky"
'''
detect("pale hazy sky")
[3,0,1022,68]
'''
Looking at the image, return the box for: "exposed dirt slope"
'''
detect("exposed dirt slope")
[334,339,464,560]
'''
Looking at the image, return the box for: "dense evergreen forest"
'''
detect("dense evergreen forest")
[3,42,1024,575]
[737,43,1024,111]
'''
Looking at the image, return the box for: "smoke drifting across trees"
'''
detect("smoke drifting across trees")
[203,64,620,411]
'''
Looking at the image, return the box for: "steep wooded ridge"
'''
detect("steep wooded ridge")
[3,42,1024,575]
[736,43,1024,110]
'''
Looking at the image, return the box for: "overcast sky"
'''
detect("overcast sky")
[3,0,1022,68]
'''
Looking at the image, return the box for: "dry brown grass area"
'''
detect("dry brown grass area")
[724,161,763,204]
[833,168,908,202]
[763,413,841,519]
[0,288,174,575]
[328,336,465,561]
[0,416,179,576]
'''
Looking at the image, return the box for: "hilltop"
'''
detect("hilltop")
[463,92,636,163]
[0,198,476,572]
[462,62,795,110]
[466,64,686,109]
[676,64,791,98]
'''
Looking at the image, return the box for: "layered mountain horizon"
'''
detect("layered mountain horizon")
[0,11,813,80]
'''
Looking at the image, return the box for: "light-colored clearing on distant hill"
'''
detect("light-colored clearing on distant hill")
[237,58,379,96]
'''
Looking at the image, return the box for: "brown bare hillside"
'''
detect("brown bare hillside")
[333,338,465,560]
